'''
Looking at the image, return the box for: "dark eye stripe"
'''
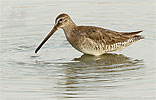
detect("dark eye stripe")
[59,19,62,22]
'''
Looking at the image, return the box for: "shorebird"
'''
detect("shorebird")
[35,13,143,56]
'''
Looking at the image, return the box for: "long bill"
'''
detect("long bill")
[35,26,57,53]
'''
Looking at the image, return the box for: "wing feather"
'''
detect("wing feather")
[76,26,131,45]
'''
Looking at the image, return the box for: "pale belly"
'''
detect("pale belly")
[79,41,133,56]
[80,45,128,56]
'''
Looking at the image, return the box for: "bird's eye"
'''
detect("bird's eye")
[59,19,63,22]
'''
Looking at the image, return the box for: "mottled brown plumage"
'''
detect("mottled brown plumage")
[35,13,144,56]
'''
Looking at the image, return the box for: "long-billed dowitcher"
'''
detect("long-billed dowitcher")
[35,13,144,56]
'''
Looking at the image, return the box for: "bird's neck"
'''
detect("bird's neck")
[62,21,77,37]
[62,21,77,46]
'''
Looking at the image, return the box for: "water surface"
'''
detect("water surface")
[0,0,156,100]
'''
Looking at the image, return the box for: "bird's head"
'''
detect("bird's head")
[35,13,73,53]
[55,13,72,29]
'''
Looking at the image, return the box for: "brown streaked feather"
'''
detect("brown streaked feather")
[73,26,141,45]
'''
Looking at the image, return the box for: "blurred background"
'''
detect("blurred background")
[0,0,156,100]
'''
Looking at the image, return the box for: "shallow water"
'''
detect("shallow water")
[0,0,156,100]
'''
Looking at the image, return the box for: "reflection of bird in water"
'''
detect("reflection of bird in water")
[73,53,143,67]
[54,53,144,98]
[60,53,144,74]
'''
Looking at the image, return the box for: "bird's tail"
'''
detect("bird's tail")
[122,30,143,36]
[133,35,144,40]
